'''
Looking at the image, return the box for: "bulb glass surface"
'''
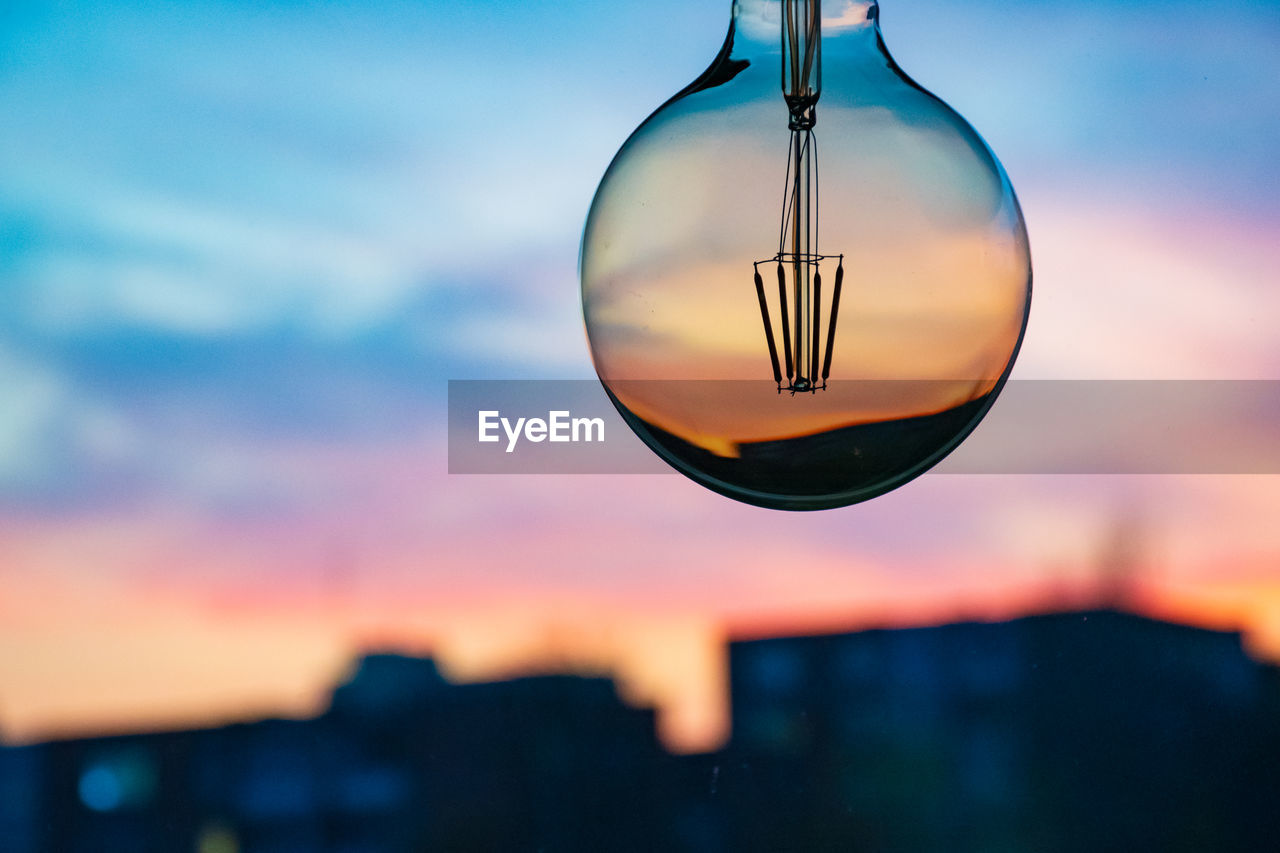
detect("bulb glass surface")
[581,0,1032,510]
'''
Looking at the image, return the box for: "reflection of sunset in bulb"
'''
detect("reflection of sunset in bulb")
[582,0,1030,508]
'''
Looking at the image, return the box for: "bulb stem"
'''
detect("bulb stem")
[787,128,816,390]
[782,0,821,130]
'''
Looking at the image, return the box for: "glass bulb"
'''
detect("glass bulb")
[581,0,1031,511]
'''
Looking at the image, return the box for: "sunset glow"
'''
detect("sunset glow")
[1,0,1277,756]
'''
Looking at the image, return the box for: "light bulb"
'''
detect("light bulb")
[581,0,1031,510]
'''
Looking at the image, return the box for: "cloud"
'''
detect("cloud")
[13,193,426,337]
[0,347,66,485]
[1022,201,1280,379]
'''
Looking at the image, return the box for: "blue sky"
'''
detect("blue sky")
[1,0,1277,542]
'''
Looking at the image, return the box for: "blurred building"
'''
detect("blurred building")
[2,611,1278,852]
[719,611,1280,852]
[3,658,667,852]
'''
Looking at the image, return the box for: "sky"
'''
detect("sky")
[1,0,1278,753]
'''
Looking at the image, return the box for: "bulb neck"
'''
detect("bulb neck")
[731,0,880,55]
[728,1,880,129]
